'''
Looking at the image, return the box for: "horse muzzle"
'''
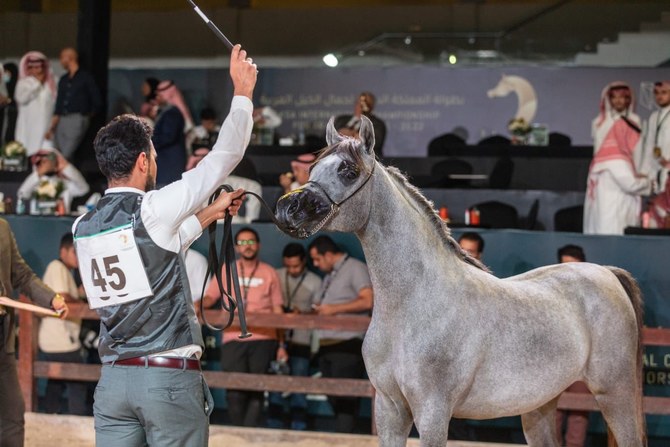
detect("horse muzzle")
[274,186,335,239]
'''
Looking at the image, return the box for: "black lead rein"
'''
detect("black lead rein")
[197,184,286,338]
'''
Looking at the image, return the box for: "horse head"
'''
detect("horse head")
[275,116,377,239]
[486,74,512,98]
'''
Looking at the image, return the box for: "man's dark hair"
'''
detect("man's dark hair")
[282,243,306,260]
[308,235,343,255]
[458,232,484,253]
[93,114,153,181]
[557,244,586,262]
[60,232,74,250]
[235,227,260,243]
[200,107,217,121]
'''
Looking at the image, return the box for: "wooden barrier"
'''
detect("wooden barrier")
[17,300,670,424]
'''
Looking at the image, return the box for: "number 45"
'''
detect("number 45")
[91,255,127,294]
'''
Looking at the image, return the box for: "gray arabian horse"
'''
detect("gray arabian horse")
[274,116,645,447]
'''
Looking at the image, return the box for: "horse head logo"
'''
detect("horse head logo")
[487,74,538,123]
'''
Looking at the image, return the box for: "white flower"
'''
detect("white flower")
[4,141,27,158]
[35,178,63,200]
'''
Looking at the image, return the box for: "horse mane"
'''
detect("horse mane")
[384,165,491,273]
[314,138,488,272]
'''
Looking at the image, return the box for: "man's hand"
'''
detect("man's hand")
[312,303,337,316]
[54,151,69,175]
[51,294,69,319]
[218,188,245,218]
[196,188,245,229]
[36,154,57,176]
[230,45,257,99]
[279,172,294,192]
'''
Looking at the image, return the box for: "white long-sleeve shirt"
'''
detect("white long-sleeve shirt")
[74,95,253,358]
[14,76,55,155]
[639,105,670,191]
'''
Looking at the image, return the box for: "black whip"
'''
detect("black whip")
[187,0,234,50]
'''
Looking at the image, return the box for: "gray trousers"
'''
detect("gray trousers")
[0,352,25,447]
[54,114,89,160]
[94,364,214,447]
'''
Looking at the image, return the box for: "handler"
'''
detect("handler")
[1,218,69,447]
[72,45,257,446]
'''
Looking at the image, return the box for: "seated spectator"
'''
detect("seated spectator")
[555,244,590,447]
[38,233,88,415]
[18,141,89,214]
[279,153,317,195]
[334,92,386,156]
[458,232,484,261]
[267,243,322,430]
[309,235,373,433]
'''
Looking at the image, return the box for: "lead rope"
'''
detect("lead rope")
[198,184,287,338]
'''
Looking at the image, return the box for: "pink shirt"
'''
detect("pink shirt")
[205,260,282,343]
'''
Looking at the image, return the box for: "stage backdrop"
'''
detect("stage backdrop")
[108,65,669,156]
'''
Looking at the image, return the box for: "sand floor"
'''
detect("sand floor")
[25,412,522,447]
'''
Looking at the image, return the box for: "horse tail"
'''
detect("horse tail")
[605,266,646,447]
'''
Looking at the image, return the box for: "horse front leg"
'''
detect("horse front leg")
[520,397,560,447]
[413,400,450,447]
[375,392,413,447]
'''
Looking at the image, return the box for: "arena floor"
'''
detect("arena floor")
[24,413,522,447]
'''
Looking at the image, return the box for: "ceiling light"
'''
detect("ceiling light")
[322,53,339,67]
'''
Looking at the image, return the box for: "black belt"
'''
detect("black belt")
[109,356,200,371]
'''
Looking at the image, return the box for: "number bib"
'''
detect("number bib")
[75,224,153,309]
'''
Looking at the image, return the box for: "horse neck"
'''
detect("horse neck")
[508,77,537,121]
[356,167,460,286]
[507,77,534,104]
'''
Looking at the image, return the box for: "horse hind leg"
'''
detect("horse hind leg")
[593,389,645,447]
[375,392,413,447]
[520,397,560,447]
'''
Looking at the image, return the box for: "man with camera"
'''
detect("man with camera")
[17,142,89,214]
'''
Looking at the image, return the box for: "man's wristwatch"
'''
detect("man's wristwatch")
[51,293,65,309]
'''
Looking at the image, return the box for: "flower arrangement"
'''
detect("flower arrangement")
[3,141,27,159]
[34,178,64,201]
[507,117,531,137]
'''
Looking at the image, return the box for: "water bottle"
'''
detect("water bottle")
[15,197,25,215]
[298,125,306,146]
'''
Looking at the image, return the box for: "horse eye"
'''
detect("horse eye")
[337,161,360,181]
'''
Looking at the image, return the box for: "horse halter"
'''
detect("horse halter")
[294,159,377,239]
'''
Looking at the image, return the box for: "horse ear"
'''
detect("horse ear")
[326,117,343,146]
[358,115,376,154]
